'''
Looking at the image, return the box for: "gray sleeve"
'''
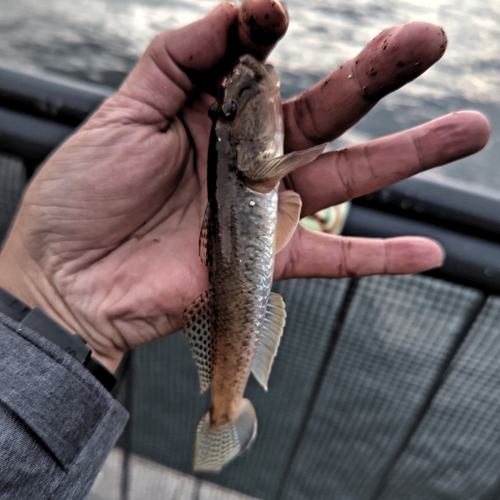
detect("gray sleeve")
[0,313,129,500]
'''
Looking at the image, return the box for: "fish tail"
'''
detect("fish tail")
[193,399,257,472]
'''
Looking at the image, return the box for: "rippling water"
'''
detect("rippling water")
[0,0,499,189]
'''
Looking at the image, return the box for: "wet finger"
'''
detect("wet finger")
[116,0,288,124]
[283,22,447,152]
[275,228,444,280]
[286,111,490,217]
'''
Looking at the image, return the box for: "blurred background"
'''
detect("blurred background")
[0,0,498,188]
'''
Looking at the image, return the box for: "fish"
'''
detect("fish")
[183,54,326,472]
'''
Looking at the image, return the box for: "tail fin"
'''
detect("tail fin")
[193,399,257,472]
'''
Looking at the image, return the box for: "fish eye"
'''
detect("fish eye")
[221,100,238,121]
[208,101,218,120]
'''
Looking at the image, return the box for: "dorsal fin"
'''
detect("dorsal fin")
[275,190,302,254]
[252,292,286,391]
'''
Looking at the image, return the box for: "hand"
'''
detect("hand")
[0,0,489,372]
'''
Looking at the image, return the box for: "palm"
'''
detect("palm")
[17,91,221,349]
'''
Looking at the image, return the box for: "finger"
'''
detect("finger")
[116,0,288,124]
[275,228,444,280]
[283,22,447,152]
[286,111,490,217]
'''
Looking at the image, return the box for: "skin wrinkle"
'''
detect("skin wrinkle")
[349,56,366,100]
[339,237,349,278]
[292,91,325,146]
[289,95,319,149]
[90,292,142,353]
[291,115,476,219]
[109,319,139,352]
[55,278,126,350]
[382,240,389,275]
[50,279,112,351]
[32,268,95,351]
[97,95,167,129]
[334,149,357,200]
[177,112,199,184]
[281,228,303,280]
[120,48,190,125]
[409,125,426,173]
[162,42,196,93]
[363,143,379,183]
[94,95,152,131]
[133,178,203,238]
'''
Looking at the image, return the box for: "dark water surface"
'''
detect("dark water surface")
[0,0,499,190]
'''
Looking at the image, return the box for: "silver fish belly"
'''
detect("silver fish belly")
[208,167,278,425]
[183,54,326,472]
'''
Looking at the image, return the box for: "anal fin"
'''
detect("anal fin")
[252,293,286,391]
[275,190,302,254]
[183,289,211,393]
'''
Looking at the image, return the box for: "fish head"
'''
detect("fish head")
[214,54,284,168]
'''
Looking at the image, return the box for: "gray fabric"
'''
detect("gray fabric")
[281,275,483,500]
[0,312,128,499]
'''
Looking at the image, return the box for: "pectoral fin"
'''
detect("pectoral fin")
[252,293,286,391]
[246,143,327,189]
[199,204,210,266]
[183,289,212,393]
[275,190,302,254]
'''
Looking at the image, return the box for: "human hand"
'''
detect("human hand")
[0,0,489,372]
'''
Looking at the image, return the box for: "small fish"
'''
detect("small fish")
[183,54,326,472]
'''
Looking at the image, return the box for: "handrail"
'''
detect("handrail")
[0,64,112,124]
[356,175,500,242]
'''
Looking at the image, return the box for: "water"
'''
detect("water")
[0,0,499,190]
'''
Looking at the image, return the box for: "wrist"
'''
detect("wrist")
[0,239,123,374]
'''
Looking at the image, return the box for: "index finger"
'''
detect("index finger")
[282,22,447,152]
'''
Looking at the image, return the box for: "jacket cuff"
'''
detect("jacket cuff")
[0,312,128,499]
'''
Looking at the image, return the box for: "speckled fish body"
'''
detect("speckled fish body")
[206,57,282,428]
[183,55,326,472]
